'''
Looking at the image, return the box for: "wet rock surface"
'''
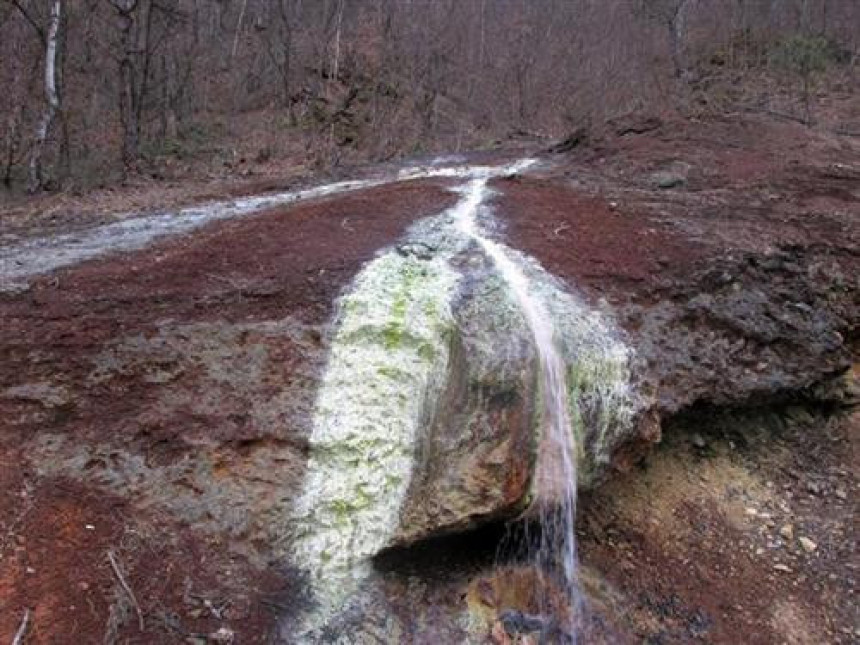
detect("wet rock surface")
[498,112,858,424]
[0,114,857,643]
[395,258,538,545]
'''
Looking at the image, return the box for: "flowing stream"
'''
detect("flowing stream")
[1,155,636,641]
[453,171,583,641]
[290,160,607,641]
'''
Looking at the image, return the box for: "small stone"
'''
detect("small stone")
[773,563,791,573]
[209,627,235,643]
[26,567,35,574]
[798,537,817,553]
[745,507,758,517]
[834,489,847,500]
[806,481,821,495]
[691,433,707,449]
[779,525,794,540]
[652,172,686,189]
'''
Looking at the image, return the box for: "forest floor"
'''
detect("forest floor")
[0,111,857,643]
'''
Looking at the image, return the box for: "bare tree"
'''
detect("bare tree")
[110,0,141,170]
[1,0,856,191]
[6,0,63,192]
[638,0,693,79]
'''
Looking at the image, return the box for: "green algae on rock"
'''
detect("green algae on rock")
[288,160,643,639]
[289,233,461,621]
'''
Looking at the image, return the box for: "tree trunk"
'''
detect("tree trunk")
[231,0,248,63]
[668,0,690,80]
[115,1,140,171]
[27,0,62,193]
[3,110,21,188]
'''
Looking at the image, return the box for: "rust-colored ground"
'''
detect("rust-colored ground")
[492,175,704,299]
[0,180,455,643]
[0,111,857,643]
[0,457,282,644]
[496,113,860,305]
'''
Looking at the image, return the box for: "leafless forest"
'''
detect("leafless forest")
[1,0,858,193]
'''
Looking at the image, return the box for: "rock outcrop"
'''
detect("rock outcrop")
[0,113,856,644]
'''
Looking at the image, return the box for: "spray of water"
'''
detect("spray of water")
[452,173,583,641]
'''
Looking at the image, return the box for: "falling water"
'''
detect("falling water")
[290,159,634,641]
[453,174,583,641]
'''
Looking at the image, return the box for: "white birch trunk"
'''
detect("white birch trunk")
[28,0,62,193]
[332,0,344,83]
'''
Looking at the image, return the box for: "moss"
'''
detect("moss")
[290,220,462,616]
[418,343,437,361]
[385,473,402,489]
[382,321,404,349]
[378,366,406,379]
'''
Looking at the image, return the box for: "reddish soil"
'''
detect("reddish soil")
[0,180,456,644]
[8,178,455,329]
[497,113,860,305]
[492,175,704,299]
[0,449,282,644]
[0,112,857,644]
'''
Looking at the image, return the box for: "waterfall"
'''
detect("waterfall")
[453,174,583,641]
[289,159,635,642]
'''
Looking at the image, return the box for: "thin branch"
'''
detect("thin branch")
[11,608,30,645]
[6,0,46,42]
[107,550,145,632]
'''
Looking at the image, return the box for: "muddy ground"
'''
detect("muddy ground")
[0,113,858,643]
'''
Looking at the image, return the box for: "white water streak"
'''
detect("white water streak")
[289,161,538,635]
[0,161,530,291]
[453,173,582,640]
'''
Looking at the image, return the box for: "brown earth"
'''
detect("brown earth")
[579,405,859,644]
[0,459,283,644]
[0,112,858,643]
[0,180,456,643]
